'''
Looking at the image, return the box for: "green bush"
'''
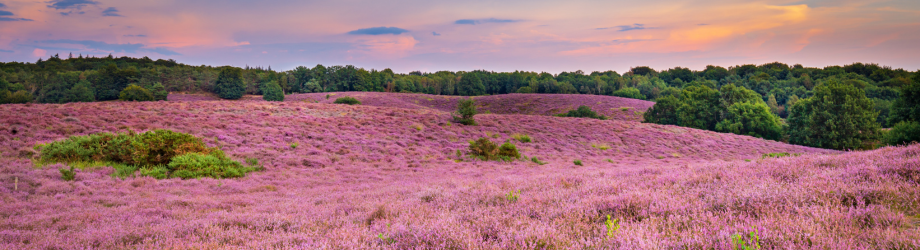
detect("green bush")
[60,166,76,181]
[3,90,33,104]
[574,160,583,166]
[118,84,155,101]
[612,87,646,100]
[36,130,255,180]
[788,80,880,150]
[164,151,261,179]
[885,121,920,146]
[261,81,284,101]
[469,137,498,160]
[150,82,168,101]
[469,137,520,161]
[215,67,246,100]
[333,97,361,105]
[512,134,532,143]
[558,105,607,120]
[453,98,477,125]
[497,142,521,159]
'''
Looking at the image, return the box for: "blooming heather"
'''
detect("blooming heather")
[1,92,917,249]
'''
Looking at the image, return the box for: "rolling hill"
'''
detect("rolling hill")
[1,93,917,249]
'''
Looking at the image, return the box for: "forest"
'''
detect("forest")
[1,54,918,150]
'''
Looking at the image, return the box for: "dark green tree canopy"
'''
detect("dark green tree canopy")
[261,81,284,102]
[215,67,245,100]
[788,80,880,150]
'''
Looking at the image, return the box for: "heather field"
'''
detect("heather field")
[170,92,654,122]
[1,93,918,249]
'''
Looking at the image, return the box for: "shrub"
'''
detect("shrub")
[497,142,521,159]
[60,166,76,181]
[612,87,646,100]
[118,84,155,101]
[129,129,212,166]
[454,98,477,125]
[558,106,607,120]
[3,90,33,104]
[165,151,261,179]
[150,82,168,101]
[215,67,245,100]
[35,130,255,179]
[512,134,531,143]
[261,81,284,101]
[334,97,361,105]
[469,137,498,160]
[574,160,583,166]
[885,121,920,146]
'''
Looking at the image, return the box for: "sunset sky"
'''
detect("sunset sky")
[1,0,918,73]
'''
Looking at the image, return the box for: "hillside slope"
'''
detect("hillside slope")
[2,97,914,249]
[171,92,655,122]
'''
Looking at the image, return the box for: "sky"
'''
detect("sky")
[0,0,919,73]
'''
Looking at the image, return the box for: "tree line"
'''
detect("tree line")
[1,54,917,149]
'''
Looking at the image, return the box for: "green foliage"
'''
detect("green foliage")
[516,86,534,93]
[531,157,546,165]
[333,96,361,105]
[761,152,801,159]
[498,142,521,159]
[302,79,322,93]
[458,73,486,96]
[454,98,477,125]
[573,159,583,166]
[512,134,532,143]
[885,121,920,146]
[731,227,762,250]
[604,215,620,238]
[612,87,646,100]
[2,90,32,104]
[788,80,880,150]
[261,81,284,101]
[677,85,722,130]
[150,82,168,101]
[118,84,155,101]
[290,142,299,149]
[66,80,95,102]
[35,130,255,179]
[60,166,76,181]
[643,96,680,125]
[505,190,519,202]
[715,102,783,140]
[468,137,520,161]
[558,105,607,120]
[164,151,261,179]
[215,67,245,100]
[888,81,920,126]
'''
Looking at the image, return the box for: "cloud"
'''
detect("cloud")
[123,34,147,37]
[596,24,651,32]
[454,18,519,25]
[0,10,12,16]
[38,39,180,56]
[432,32,441,36]
[0,17,33,21]
[47,0,98,10]
[347,26,409,35]
[102,7,121,16]
[0,49,13,53]
[0,3,6,8]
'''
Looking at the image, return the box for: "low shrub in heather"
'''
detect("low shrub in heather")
[59,166,76,181]
[454,98,478,125]
[574,159,583,166]
[469,137,520,161]
[166,151,260,179]
[118,84,155,101]
[36,129,258,179]
[557,105,607,120]
[334,96,361,105]
[512,134,532,143]
[885,121,920,146]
